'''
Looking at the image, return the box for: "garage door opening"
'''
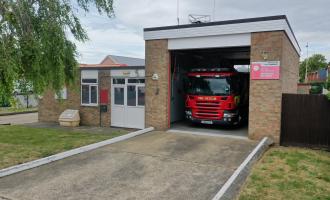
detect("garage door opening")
[169,47,250,137]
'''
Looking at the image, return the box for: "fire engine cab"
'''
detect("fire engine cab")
[184,68,249,126]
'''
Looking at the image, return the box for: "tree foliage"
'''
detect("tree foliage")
[0,0,114,98]
[299,54,328,82]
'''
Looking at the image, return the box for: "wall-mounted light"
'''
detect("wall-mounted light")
[152,73,159,80]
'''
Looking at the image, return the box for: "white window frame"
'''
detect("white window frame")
[127,78,145,108]
[112,78,125,106]
[81,70,99,106]
[137,85,145,106]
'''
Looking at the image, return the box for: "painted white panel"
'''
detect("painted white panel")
[110,69,145,77]
[81,70,98,79]
[111,106,125,127]
[125,107,145,129]
[144,19,300,54]
[168,33,251,50]
[144,20,285,40]
[284,26,300,55]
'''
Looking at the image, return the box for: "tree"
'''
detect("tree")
[0,0,114,98]
[299,54,328,82]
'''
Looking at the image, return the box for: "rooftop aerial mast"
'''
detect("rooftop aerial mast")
[188,14,211,24]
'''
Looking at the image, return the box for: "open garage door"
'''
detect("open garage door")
[169,47,250,137]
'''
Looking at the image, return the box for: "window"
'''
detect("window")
[127,86,136,106]
[126,85,145,107]
[82,79,97,83]
[55,87,67,100]
[187,76,237,96]
[112,77,145,107]
[90,85,98,104]
[81,85,89,104]
[113,78,125,84]
[137,86,145,106]
[128,79,145,84]
[81,70,98,106]
[114,87,124,105]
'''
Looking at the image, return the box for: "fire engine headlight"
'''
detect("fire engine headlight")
[223,112,237,118]
[185,110,192,116]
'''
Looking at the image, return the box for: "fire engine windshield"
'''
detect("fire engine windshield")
[187,76,237,96]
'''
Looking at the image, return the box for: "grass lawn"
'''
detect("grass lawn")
[238,147,330,200]
[0,125,128,169]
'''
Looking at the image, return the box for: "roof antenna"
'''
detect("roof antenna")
[189,14,211,24]
[177,0,180,25]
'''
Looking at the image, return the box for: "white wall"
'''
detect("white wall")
[168,33,251,50]
[144,19,300,54]
[110,69,145,77]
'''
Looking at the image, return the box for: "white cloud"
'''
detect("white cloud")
[75,23,144,63]
[75,0,330,63]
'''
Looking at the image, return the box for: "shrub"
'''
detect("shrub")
[309,83,323,94]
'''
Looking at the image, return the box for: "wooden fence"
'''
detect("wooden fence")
[280,94,330,150]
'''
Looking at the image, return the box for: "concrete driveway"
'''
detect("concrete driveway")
[0,131,257,200]
[0,113,38,125]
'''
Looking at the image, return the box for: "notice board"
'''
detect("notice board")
[251,61,280,80]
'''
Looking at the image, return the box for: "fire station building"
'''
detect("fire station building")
[39,55,146,129]
[144,15,299,142]
[39,15,300,143]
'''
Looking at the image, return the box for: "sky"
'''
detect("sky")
[74,0,330,64]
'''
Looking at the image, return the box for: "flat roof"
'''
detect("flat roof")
[144,15,288,31]
[79,65,145,70]
[144,15,300,54]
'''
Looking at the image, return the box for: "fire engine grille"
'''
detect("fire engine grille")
[195,111,219,119]
[194,101,221,119]
[195,101,220,109]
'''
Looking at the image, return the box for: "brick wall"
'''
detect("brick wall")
[281,33,300,93]
[38,85,81,123]
[99,70,111,127]
[297,84,310,94]
[249,31,299,142]
[145,39,170,130]
[38,70,111,127]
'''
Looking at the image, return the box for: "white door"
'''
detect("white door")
[111,78,145,129]
[111,78,125,127]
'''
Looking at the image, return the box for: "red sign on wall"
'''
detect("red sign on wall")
[100,89,109,104]
[251,61,280,80]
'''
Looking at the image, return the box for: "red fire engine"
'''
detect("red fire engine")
[185,68,249,125]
